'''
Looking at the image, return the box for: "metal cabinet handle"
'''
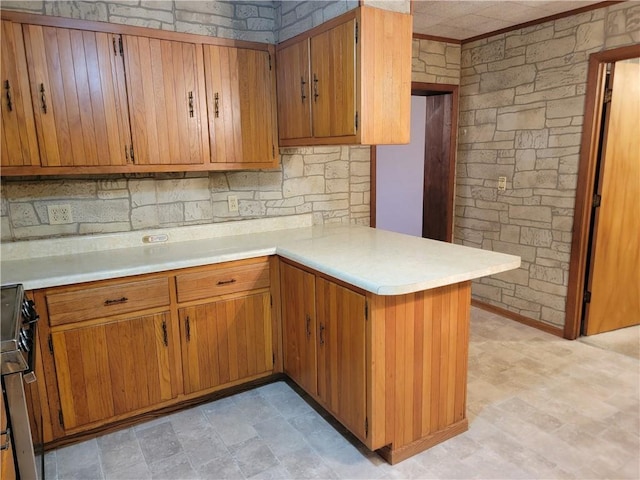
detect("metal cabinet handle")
[313,74,319,102]
[300,76,307,103]
[319,323,325,345]
[216,279,236,286]
[104,297,128,306]
[4,80,12,111]
[188,91,194,117]
[162,319,168,347]
[39,83,47,113]
[214,92,219,118]
[305,314,311,339]
[185,316,191,342]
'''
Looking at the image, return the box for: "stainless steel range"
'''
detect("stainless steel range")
[1,283,43,480]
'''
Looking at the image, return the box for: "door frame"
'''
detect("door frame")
[564,44,640,340]
[370,82,459,241]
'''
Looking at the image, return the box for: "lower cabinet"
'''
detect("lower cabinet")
[281,261,368,444]
[179,292,273,395]
[36,257,276,440]
[280,258,473,463]
[51,312,176,430]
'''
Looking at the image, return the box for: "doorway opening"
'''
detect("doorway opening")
[371,83,458,242]
[564,45,640,340]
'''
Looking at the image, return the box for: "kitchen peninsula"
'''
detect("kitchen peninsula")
[1,215,520,463]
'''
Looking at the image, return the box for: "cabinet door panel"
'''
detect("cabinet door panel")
[204,46,277,165]
[276,40,312,140]
[123,36,208,165]
[310,20,356,138]
[52,312,174,430]
[280,262,317,396]
[316,277,366,441]
[22,25,129,167]
[180,292,272,394]
[1,20,40,167]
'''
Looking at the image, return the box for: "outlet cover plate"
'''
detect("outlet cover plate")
[48,204,73,224]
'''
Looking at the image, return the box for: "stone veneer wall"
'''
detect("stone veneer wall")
[412,38,461,85]
[0,1,371,241]
[456,2,639,328]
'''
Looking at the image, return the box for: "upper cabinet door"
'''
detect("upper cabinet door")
[310,19,356,139]
[122,36,208,165]
[276,39,312,141]
[204,45,278,167]
[1,20,40,167]
[22,25,130,167]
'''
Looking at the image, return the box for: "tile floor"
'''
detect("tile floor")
[45,307,640,479]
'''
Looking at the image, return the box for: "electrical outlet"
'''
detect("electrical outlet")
[48,204,73,225]
[497,176,507,192]
[227,195,239,212]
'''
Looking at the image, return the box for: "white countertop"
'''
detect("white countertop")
[0,221,520,295]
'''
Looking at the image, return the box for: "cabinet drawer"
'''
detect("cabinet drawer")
[176,259,270,303]
[47,277,170,326]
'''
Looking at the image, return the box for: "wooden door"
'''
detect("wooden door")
[276,39,312,140]
[22,25,130,167]
[310,19,356,138]
[179,292,272,395]
[51,312,175,430]
[585,58,640,335]
[1,20,39,167]
[122,36,208,165]
[280,262,317,396]
[316,277,367,442]
[423,93,454,242]
[204,46,277,166]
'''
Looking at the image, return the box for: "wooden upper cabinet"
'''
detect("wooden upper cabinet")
[122,36,208,165]
[22,24,131,167]
[276,39,312,141]
[204,45,278,168]
[276,6,412,146]
[1,20,40,168]
[310,19,356,138]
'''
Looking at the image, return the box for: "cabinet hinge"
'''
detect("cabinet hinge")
[48,334,54,355]
[113,37,118,56]
[603,88,612,104]
[129,144,135,163]
[365,417,368,437]
[58,409,64,428]
[364,300,368,321]
[272,353,275,366]
[268,53,272,71]
[584,291,591,303]
[270,294,273,307]
[355,21,359,44]
[592,194,601,208]
[118,36,124,56]
[355,111,359,132]
[272,144,275,158]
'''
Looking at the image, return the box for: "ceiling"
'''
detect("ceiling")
[411,1,605,41]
